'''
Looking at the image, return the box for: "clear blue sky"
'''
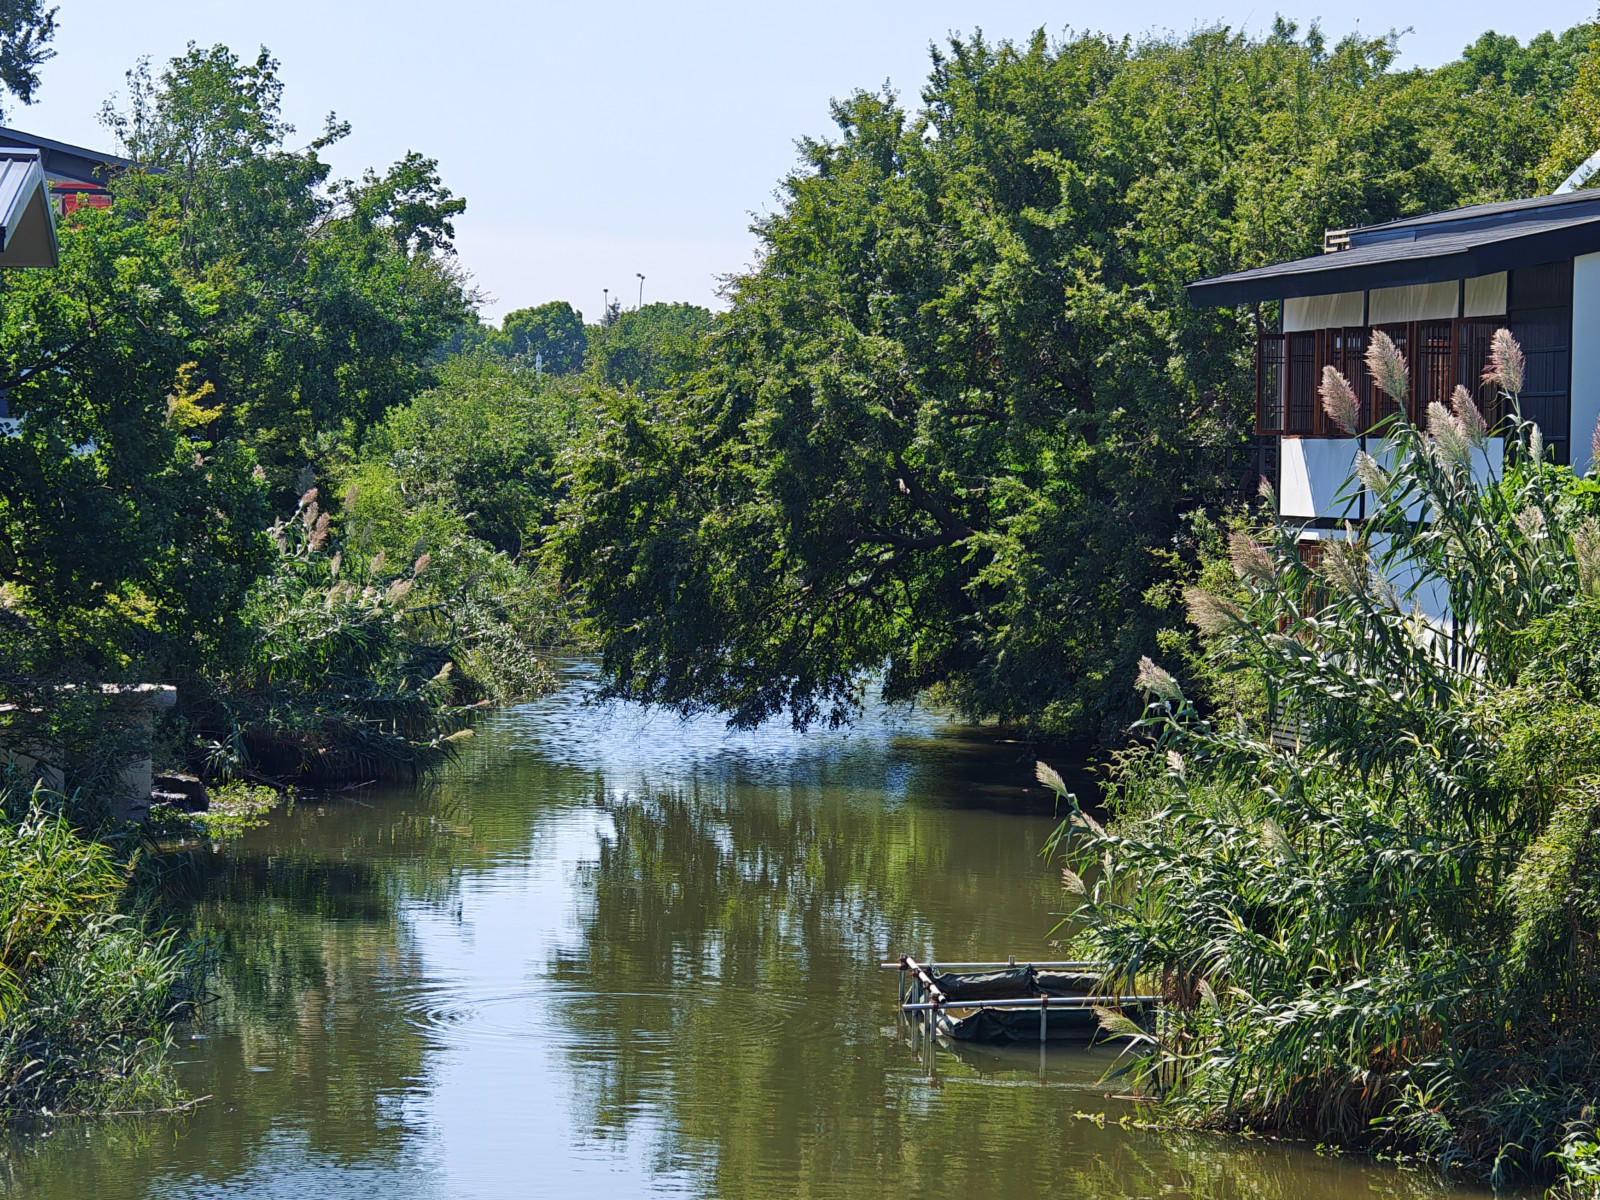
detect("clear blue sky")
[10,0,1598,322]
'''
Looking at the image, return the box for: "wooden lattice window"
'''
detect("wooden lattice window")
[1257,316,1507,438]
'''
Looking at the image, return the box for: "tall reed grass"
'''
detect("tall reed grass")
[1046,332,1600,1186]
[0,790,197,1115]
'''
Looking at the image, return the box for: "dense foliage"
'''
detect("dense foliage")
[0,0,54,118]
[555,20,1598,741]
[497,301,588,373]
[1045,335,1600,1183]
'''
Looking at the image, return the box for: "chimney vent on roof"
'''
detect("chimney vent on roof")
[1322,227,1352,253]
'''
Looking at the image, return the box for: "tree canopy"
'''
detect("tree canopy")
[555,21,1591,742]
[498,301,587,373]
[0,0,54,118]
[0,41,475,683]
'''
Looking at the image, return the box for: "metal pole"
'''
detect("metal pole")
[1039,993,1049,1081]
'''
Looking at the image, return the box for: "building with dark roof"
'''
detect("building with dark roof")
[0,126,135,214]
[1186,189,1598,536]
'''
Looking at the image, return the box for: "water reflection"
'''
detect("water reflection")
[0,667,1493,1198]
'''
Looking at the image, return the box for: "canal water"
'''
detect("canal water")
[1,664,1487,1198]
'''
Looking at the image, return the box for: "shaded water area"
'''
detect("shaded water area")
[2,664,1490,1198]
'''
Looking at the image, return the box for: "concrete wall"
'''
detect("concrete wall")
[1279,438,1362,520]
[1571,251,1600,478]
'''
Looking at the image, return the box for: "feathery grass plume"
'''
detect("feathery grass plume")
[1515,506,1548,542]
[1094,1006,1157,1044]
[297,486,318,512]
[413,552,432,575]
[1531,424,1545,464]
[1228,529,1275,584]
[1366,328,1409,406]
[1573,518,1600,596]
[1166,749,1186,778]
[1484,327,1526,396]
[1134,655,1183,702]
[1319,365,1360,434]
[1427,400,1472,468]
[1185,587,1245,635]
[1320,534,1371,596]
[1260,818,1297,864]
[1061,865,1086,894]
[1258,474,1276,505]
[343,482,359,510]
[1035,760,1068,796]
[1355,449,1388,494]
[309,511,331,551]
[1451,384,1488,445]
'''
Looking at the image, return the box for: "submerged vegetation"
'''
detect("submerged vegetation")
[1045,334,1600,1185]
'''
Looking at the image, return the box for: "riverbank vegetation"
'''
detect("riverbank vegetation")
[1041,335,1600,1186]
[0,37,584,1112]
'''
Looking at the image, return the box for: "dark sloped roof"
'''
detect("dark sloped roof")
[1186,189,1600,307]
[0,126,134,185]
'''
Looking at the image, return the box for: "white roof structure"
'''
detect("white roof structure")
[0,147,58,268]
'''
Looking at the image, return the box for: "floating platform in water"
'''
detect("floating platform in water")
[883,955,1159,1044]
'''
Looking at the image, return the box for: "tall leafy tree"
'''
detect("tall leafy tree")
[0,41,475,685]
[101,44,473,485]
[499,301,587,373]
[556,22,1578,742]
[585,300,712,390]
[0,0,54,118]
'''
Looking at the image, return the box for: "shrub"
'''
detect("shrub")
[0,794,197,1115]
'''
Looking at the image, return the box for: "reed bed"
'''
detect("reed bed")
[1046,332,1600,1188]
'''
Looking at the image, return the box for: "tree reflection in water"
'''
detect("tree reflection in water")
[0,682,1497,1199]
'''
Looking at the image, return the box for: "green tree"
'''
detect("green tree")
[0,0,54,118]
[499,300,587,373]
[586,301,711,391]
[101,44,474,485]
[0,208,270,681]
[554,22,1576,742]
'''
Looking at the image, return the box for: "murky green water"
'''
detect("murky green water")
[0,664,1487,1197]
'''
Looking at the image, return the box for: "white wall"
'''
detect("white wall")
[1571,252,1600,478]
[1279,438,1362,520]
[1369,281,1459,325]
[1283,291,1363,332]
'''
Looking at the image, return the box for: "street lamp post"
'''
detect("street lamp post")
[636,273,645,310]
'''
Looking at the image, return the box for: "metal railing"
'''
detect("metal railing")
[885,953,1162,1077]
